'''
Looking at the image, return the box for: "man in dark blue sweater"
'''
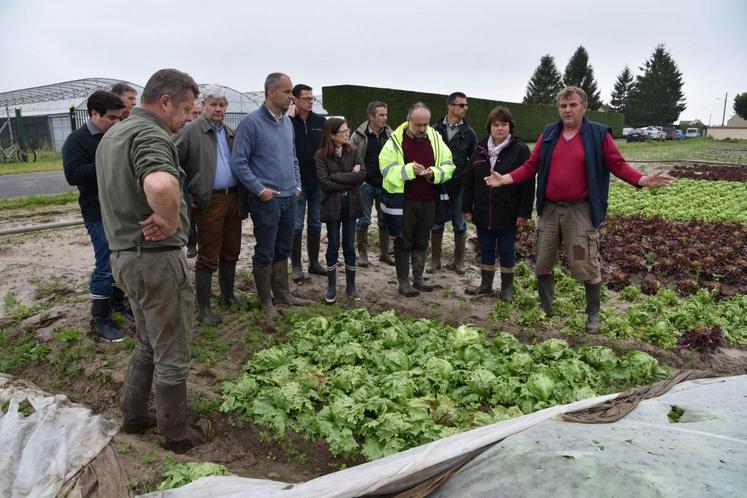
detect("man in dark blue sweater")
[62,90,128,342]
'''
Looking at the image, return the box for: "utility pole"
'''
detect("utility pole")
[721,92,728,127]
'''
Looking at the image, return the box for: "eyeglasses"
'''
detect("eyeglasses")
[337,128,350,134]
[450,103,469,108]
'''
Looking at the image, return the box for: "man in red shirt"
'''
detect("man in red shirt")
[486,86,672,332]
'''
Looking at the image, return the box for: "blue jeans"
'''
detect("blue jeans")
[325,196,357,270]
[355,182,386,231]
[294,184,322,234]
[477,226,517,268]
[432,188,467,233]
[85,221,114,298]
[247,194,296,268]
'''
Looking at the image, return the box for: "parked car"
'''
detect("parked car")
[626,129,647,142]
[685,128,700,138]
[662,125,676,140]
[643,126,667,141]
[674,130,685,140]
[622,127,635,137]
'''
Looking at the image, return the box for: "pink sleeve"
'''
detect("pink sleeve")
[509,134,542,184]
[603,133,643,186]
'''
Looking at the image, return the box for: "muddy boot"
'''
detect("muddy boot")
[395,248,419,297]
[345,266,360,301]
[91,298,125,342]
[271,259,312,306]
[356,228,369,268]
[585,282,602,333]
[195,271,221,326]
[538,274,554,317]
[291,232,306,283]
[111,286,134,322]
[218,261,245,310]
[325,268,337,304]
[253,265,278,321]
[378,228,394,266]
[120,356,156,434]
[453,231,467,275]
[499,270,514,302]
[412,250,433,292]
[307,231,327,275]
[155,382,210,454]
[466,266,495,295]
[427,231,443,273]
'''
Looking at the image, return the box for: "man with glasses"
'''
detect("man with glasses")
[430,92,477,275]
[289,84,327,282]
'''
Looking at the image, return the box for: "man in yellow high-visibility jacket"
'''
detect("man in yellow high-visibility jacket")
[379,102,455,296]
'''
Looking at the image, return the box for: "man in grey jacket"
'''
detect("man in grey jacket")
[175,85,246,326]
[229,73,311,321]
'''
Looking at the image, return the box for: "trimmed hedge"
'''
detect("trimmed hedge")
[322,85,625,140]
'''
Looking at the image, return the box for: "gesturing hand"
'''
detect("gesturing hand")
[638,171,674,188]
[139,213,176,241]
[485,170,509,188]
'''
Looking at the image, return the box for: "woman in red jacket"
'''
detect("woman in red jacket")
[462,107,535,300]
[316,118,366,303]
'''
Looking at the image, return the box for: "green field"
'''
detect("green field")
[0,160,63,176]
[616,137,747,163]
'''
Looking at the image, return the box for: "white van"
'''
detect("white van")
[685,128,699,138]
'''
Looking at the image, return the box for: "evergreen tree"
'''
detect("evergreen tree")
[523,54,563,106]
[626,44,686,124]
[562,46,602,109]
[609,65,635,117]
[734,93,747,120]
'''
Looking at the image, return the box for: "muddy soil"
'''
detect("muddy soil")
[1,182,745,494]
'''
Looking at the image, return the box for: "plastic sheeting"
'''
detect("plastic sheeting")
[142,376,747,498]
[0,374,118,498]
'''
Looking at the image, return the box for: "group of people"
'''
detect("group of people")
[61,68,672,453]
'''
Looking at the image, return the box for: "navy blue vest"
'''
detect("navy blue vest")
[536,119,612,228]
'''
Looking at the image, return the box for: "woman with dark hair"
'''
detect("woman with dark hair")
[462,106,535,300]
[316,118,366,303]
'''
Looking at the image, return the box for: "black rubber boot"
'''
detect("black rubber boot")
[218,261,245,309]
[585,282,602,333]
[395,248,419,297]
[453,231,467,275]
[465,269,495,296]
[91,298,125,342]
[499,271,514,302]
[271,259,312,306]
[378,228,394,266]
[120,356,156,434]
[345,266,360,301]
[111,286,134,322]
[155,382,210,454]
[538,274,554,317]
[325,268,337,304]
[253,266,278,321]
[427,231,443,273]
[412,250,433,292]
[195,271,221,326]
[356,228,369,268]
[307,231,327,275]
[291,232,306,283]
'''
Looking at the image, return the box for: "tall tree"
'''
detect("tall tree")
[524,54,563,106]
[609,65,636,117]
[562,46,602,109]
[734,93,747,120]
[626,44,686,125]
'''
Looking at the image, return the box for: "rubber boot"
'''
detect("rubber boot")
[378,228,394,266]
[345,266,360,301]
[307,231,327,275]
[120,356,156,434]
[395,248,419,297]
[427,231,443,273]
[453,231,467,275]
[195,271,221,326]
[585,282,602,333]
[356,228,369,268]
[253,266,278,321]
[155,382,210,454]
[411,250,434,292]
[325,268,337,304]
[91,298,125,342]
[538,274,554,317]
[271,259,312,306]
[499,271,514,302]
[218,261,245,309]
[465,267,495,295]
[291,232,306,283]
[111,285,134,322]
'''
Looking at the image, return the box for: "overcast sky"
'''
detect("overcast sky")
[1,0,745,124]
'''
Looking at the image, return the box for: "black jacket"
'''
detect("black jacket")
[432,117,477,194]
[291,111,326,186]
[62,124,103,223]
[316,147,366,223]
[462,136,535,230]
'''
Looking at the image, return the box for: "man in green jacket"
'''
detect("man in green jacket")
[379,102,455,296]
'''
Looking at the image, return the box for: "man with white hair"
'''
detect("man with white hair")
[175,84,246,325]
